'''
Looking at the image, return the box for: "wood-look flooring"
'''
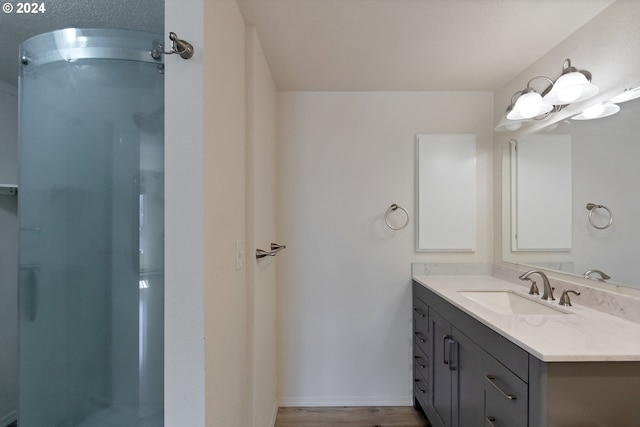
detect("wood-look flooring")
[274,406,431,427]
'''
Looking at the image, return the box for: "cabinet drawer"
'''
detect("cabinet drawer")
[413,296,429,327]
[413,362,429,407]
[413,343,430,384]
[483,354,528,426]
[485,392,526,427]
[413,297,429,354]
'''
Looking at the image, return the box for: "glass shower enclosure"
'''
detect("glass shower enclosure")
[18,29,164,426]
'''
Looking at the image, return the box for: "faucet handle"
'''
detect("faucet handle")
[559,290,581,306]
[523,278,539,295]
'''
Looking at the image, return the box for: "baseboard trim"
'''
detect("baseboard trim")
[278,395,412,407]
[269,401,278,427]
[0,410,17,427]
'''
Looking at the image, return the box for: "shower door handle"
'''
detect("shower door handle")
[20,264,40,322]
[134,176,142,273]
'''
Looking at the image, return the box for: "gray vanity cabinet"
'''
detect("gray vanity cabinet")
[413,280,529,427]
[414,279,640,426]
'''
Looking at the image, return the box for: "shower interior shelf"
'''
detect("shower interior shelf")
[0,184,18,196]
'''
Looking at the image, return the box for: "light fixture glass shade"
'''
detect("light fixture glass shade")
[507,91,553,120]
[571,102,620,120]
[495,113,526,132]
[543,71,598,105]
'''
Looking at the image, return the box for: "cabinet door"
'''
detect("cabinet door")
[430,309,454,427]
[452,327,485,426]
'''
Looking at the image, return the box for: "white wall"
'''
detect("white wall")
[495,1,640,270]
[246,29,279,427]
[202,1,249,426]
[165,1,280,426]
[277,91,493,405]
[164,0,206,425]
[0,80,18,427]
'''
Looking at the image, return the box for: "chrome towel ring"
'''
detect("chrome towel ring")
[384,203,409,230]
[586,203,613,230]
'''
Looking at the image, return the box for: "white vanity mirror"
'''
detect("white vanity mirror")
[415,134,477,252]
[503,93,640,289]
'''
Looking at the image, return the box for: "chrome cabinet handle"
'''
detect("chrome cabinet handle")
[486,375,517,400]
[443,335,457,370]
[443,335,451,365]
[414,379,426,394]
[486,416,497,426]
[413,307,426,317]
[414,332,427,343]
[448,338,457,371]
[414,356,427,369]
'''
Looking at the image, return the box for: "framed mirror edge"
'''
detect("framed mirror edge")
[500,76,640,293]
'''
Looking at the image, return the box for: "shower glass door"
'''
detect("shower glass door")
[18,29,164,427]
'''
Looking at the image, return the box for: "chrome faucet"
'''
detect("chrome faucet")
[583,269,611,281]
[519,270,555,301]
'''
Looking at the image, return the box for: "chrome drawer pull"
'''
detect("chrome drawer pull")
[414,379,426,393]
[486,416,497,426]
[486,375,517,400]
[413,307,426,318]
[414,356,427,369]
[414,332,427,343]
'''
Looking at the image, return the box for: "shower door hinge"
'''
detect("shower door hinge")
[151,32,194,60]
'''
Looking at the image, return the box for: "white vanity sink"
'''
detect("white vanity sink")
[458,290,570,315]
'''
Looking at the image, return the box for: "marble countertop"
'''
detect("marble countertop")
[413,275,640,362]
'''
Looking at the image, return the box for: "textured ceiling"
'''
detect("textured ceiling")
[237,0,616,91]
[0,0,164,86]
[0,0,616,91]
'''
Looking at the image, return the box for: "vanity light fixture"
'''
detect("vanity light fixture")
[571,102,620,120]
[542,59,598,105]
[496,58,599,131]
[494,103,532,131]
[494,83,547,131]
[609,86,640,103]
[571,85,640,120]
[494,113,526,132]
[506,76,554,120]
